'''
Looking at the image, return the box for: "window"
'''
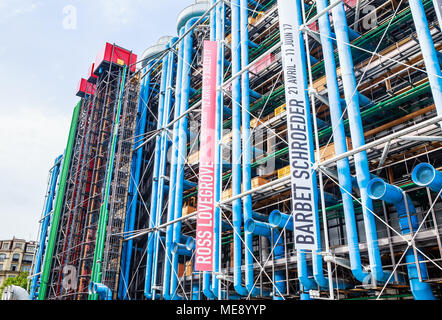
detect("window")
[12,253,20,262]
[2,242,9,250]
[0,264,3,271]
[21,266,31,272]
[23,254,33,264]
[0,254,5,262]
[14,243,23,250]
[8,275,15,278]
[26,245,35,253]
[11,264,17,272]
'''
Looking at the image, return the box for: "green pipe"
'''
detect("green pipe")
[37,101,81,300]
[89,65,127,300]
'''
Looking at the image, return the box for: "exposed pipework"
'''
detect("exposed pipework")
[230,0,248,297]
[119,61,154,300]
[151,37,178,299]
[89,282,112,301]
[162,31,185,300]
[170,16,205,300]
[30,154,63,300]
[367,178,436,300]
[37,102,81,300]
[144,50,169,299]
[316,0,371,284]
[245,219,286,300]
[409,0,442,118]
[331,2,390,283]
[412,163,442,195]
[35,0,442,301]
[240,0,260,296]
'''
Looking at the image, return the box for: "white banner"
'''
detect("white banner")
[278,0,318,251]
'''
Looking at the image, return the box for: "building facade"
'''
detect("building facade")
[0,238,37,288]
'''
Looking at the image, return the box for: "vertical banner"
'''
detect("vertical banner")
[195,41,218,271]
[278,0,318,251]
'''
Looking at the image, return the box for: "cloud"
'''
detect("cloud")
[0,1,43,23]
[98,0,143,25]
[0,106,70,239]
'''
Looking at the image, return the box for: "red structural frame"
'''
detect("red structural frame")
[93,43,137,74]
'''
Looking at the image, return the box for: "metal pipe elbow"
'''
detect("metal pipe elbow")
[412,163,442,194]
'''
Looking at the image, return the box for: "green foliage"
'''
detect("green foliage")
[0,272,29,297]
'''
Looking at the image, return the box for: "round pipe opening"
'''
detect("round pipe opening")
[245,219,255,233]
[186,237,195,251]
[367,178,387,199]
[412,163,435,186]
[269,210,282,228]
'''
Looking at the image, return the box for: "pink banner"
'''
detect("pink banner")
[195,41,218,272]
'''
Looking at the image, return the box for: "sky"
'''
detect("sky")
[0,0,194,240]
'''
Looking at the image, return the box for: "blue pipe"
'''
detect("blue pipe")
[332,2,389,283]
[265,214,311,286]
[119,62,154,300]
[154,38,178,301]
[163,28,185,301]
[412,163,442,196]
[89,282,112,300]
[269,210,351,291]
[151,40,175,300]
[144,52,169,300]
[316,0,371,284]
[230,0,249,297]
[170,17,202,301]
[245,219,286,300]
[409,0,442,117]
[192,283,201,300]
[30,154,62,300]
[240,0,261,297]
[172,242,194,257]
[367,178,436,300]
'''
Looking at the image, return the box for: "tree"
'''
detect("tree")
[0,272,29,297]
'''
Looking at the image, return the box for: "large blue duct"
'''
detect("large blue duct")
[367,178,436,300]
[89,282,112,301]
[412,163,442,195]
[316,0,371,284]
[269,210,350,291]
[409,0,442,117]
[163,30,185,301]
[119,61,154,300]
[331,2,389,283]
[151,37,178,299]
[240,0,260,297]
[150,41,174,300]
[170,17,202,300]
[230,0,249,297]
[144,45,169,300]
[245,219,286,300]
